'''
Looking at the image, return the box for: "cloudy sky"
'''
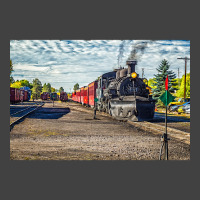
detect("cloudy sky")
[10,40,190,93]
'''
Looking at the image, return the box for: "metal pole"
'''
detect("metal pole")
[94,101,96,119]
[164,104,168,160]
[184,57,187,100]
[177,57,190,100]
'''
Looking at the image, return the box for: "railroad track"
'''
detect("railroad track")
[10,102,44,129]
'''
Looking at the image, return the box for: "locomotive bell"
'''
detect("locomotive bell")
[126,60,137,74]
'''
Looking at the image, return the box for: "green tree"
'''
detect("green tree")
[51,87,56,92]
[147,78,156,89]
[10,79,33,89]
[73,83,79,91]
[19,79,33,89]
[10,59,14,84]
[59,87,64,93]
[32,78,42,99]
[176,73,190,98]
[10,81,22,88]
[152,59,177,106]
[47,83,52,93]
[42,83,48,92]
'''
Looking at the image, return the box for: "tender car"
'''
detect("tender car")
[177,102,190,114]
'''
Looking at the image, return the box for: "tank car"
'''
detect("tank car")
[96,60,155,121]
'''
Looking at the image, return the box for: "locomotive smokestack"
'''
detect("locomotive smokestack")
[126,60,137,74]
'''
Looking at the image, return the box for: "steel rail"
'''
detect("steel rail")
[10,103,44,129]
[10,105,37,116]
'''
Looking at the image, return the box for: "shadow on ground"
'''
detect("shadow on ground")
[27,107,71,119]
[150,112,190,123]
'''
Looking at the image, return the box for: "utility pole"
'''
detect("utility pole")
[177,57,190,100]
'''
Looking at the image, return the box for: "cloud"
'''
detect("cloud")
[10,40,190,92]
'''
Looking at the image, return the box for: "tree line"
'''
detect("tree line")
[10,59,190,105]
[10,60,65,100]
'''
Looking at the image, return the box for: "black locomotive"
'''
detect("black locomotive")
[96,60,155,121]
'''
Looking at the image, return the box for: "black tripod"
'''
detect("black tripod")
[159,133,170,160]
[159,106,170,160]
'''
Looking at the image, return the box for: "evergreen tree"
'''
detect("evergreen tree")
[42,83,48,92]
[32,78,42,99]
[46,83,51,93]
[73,83,79,91]
[152,59,177,104]
[10,59,15,84]
[59,87,64,93]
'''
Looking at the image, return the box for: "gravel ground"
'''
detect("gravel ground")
[10,101,190,160]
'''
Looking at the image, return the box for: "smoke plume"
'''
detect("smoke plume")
[117,40,125,67]
[128,40,153,61]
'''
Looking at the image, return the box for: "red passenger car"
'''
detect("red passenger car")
[80,87,86,104]
[72,92,75,101]
[76,89,81,103]
[88,81,98,107]
[83,87,89,105]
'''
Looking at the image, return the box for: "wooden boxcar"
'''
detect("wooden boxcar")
[23,90,28,101]
[10,87,20,103]
[59,92,68,102]
[41,92,50,100]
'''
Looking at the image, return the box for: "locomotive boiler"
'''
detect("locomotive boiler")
[96,60,155,121]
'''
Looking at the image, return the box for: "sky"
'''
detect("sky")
[10,40,190,93]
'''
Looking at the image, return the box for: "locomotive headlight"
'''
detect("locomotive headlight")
[131,72,137,79]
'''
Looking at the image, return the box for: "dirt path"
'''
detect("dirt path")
[10,101,190,160]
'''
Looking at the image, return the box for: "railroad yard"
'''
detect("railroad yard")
[10,100,190,160]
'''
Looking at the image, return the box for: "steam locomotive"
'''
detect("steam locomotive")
[72,60,155,121]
